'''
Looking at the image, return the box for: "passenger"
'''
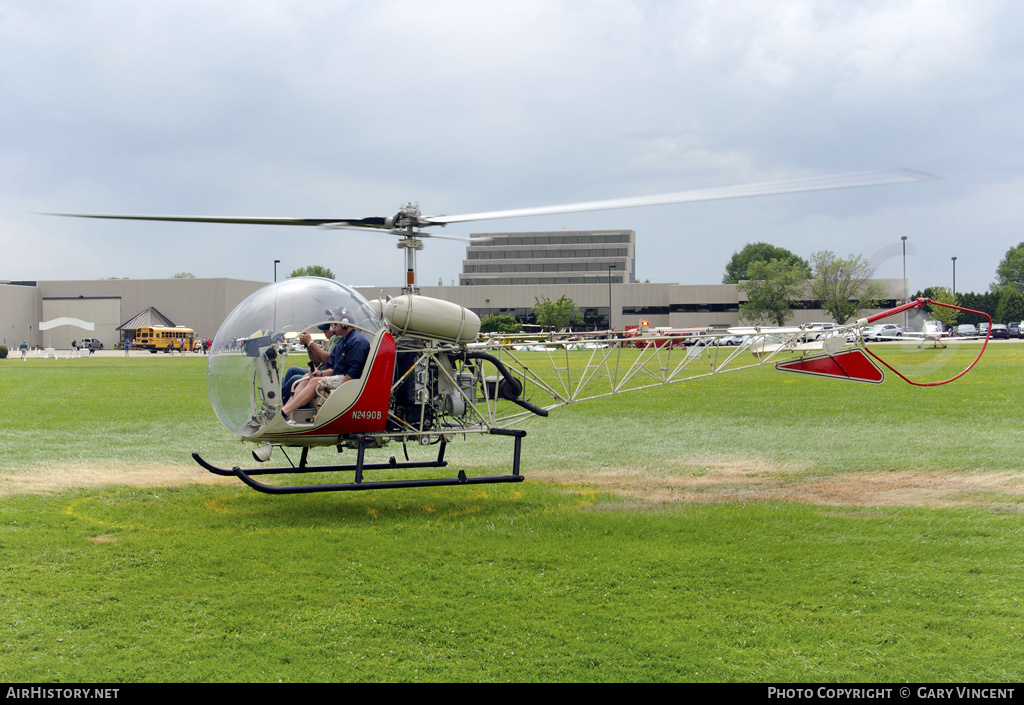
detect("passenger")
[281,308,369,419]
[280,323,336,403]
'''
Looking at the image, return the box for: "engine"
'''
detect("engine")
[390,338,478,439]
[382,294,546,442]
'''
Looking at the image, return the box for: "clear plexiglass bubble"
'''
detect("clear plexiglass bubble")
[207,277,382,436]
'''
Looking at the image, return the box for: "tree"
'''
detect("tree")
[953,290,997,327]
[479,315,522,334]
[995,242,1024,292]
[925,287,960,328]
[737,259,806,326]
[994,285,1024,324]
[289,265,335,279]
[809,251,887,324]
[171,272,195,279]
[723,242,810,284]
[533,295,579,330]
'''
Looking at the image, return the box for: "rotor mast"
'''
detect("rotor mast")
[397,230,423,294]
[393,203,426,294]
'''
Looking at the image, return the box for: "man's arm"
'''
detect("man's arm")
[299,332,330,366]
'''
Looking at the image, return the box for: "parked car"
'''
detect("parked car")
[990,324,1011,339]
[863,323,903,341]
[955,324,979,337]
[799,322,837,342]
[978,322,991,337]
[1010,322,1022,338]
[81,338,104,351]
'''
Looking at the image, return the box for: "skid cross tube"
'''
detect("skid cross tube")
[192,429,526,494]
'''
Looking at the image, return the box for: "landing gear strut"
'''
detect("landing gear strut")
[192,429,526,494]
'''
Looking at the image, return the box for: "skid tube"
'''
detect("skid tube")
[192,428,527,494]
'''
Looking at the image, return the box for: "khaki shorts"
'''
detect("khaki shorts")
[315,375,346,402]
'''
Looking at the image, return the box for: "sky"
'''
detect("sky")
[2,0,1021,294]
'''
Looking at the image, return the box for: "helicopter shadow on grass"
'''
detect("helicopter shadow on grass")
[68,479,587,534]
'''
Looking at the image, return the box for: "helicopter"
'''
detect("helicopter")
[55,169,991,494]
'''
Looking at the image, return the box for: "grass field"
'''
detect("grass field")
[0,346,1022,682]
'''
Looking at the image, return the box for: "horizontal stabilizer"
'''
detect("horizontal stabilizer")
[775,349,884,384]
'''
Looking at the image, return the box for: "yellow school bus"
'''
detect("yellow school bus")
[135,326,195,353]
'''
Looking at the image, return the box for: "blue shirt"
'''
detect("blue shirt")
[327,329,370,379]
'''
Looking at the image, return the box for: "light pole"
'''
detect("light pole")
[951,256,957,296]
[274,259,281,283]
[901,236,908,328]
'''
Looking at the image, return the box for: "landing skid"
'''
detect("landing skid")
[192,429,527,494]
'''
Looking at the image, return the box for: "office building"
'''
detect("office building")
[460,230,635,286]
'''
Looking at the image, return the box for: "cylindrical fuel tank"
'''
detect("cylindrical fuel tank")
[365,298,386,319]
[383,295,481,344]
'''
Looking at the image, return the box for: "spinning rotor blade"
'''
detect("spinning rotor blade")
[48,166,934,290]
[421,169,936,225]
[50,169,934,234]
[50,212,484,240]
[47,214,391,228]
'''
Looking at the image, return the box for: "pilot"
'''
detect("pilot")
[280,308,370,419]
[280,322,336,404]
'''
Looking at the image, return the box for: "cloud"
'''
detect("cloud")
[0,0,1020,292]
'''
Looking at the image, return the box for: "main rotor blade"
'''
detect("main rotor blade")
[48,212,490,242]
[46,214,390,228]
[421,169,936,225]
[48,168,935,234]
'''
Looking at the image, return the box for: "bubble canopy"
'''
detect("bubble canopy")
[207,277,382,436]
